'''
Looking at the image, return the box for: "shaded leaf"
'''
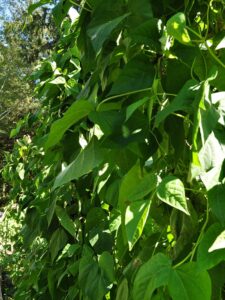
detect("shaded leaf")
[119,162,157,207]
[125,97,148,121]
[133,253,171,300]
[87,13,130,53]
[155,80,199,126]
[197,223,225,270]
[54,138,105,189]
[55,206,76,237]
[46,100,94,149]
[49,228,68,262]
[108,55,155,96]
[116,278,129,300]
[208,184,225,226]
[79,249,114,300]
[99,251,115,282]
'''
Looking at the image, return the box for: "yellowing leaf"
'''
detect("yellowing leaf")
[167,13,191,45]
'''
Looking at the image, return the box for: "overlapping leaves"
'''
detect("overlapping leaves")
[3,0,225,299]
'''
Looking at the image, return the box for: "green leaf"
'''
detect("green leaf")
[119,162,157,207]
[49,76,66,85]
[87,13,130,54]
[45,100,94,149]
[216,36,225,50]
[125,97,149,121]
[168,262,211,300]
[66,285,79,300]
[208,184,225,225]
[108,55,155,96]
[28,0,51,14]
[198,131,225,190]
[16,163,25,180]
[89,110,124,136]
[133,254,211,300]
[167,12,191,44]
[116,279,129,300]
[55,206,76,237]
[79,249,114,300]
[125,199,151,250]
[52,0,72,28]
[155,80,199,126]
[54,138,105,189]
[79,254,106,300]
[157,175,189,215]
[133,253,171,300]
[98,251,115,283]
[127,0,153,28]
[209,230,225,252]
[49,228,68,262]
[129,19,160,50]
[197,223,225,270]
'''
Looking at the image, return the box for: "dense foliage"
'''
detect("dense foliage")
[2,0,225,299]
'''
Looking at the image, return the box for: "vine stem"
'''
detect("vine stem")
[96,88,152,111]
[174,199,209,268]
[186,26,225,69]
[69,0,92,12]
[190,199,209,261]
[97,90,178,111]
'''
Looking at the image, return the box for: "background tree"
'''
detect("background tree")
[0,0,57,136]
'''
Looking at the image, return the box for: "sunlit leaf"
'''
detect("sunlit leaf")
[209,230,225,252]
[157,176,189,215]
[125,199,151,250]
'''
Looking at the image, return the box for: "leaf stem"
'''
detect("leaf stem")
[186,26,225,69]
[206,44,225,69]
[97,87,152,111]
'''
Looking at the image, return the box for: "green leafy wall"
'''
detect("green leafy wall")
[2,0,225,299]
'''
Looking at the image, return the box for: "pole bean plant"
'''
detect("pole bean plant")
[2,0,225,299]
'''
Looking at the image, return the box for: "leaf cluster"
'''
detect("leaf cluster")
[2,0,225,299]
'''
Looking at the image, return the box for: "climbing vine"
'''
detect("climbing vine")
[2,0,225,299]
